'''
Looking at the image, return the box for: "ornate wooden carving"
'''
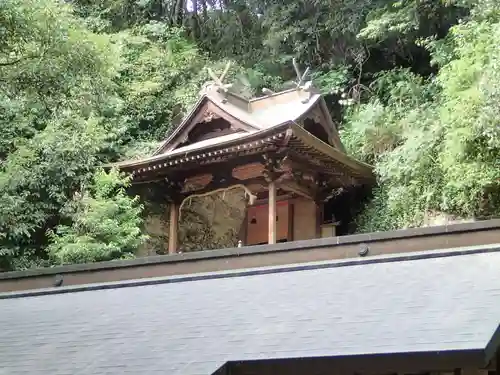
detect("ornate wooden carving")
[201,110,221,123]
[232,163,264,180]
[262,153,289,182]
[164,177,184,203]
[315,177,346,202]
[182,174,213,194]
[304,107,323,125]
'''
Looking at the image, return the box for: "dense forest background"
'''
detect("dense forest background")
[1,0,499,270]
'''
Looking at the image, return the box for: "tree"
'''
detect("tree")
[0,0,134,270]
[47,169,146,265]
[1,0,500,270]
[342,0,500,231]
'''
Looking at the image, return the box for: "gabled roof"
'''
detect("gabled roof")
[1,244,499,375]
[154,85,324,155]
[110,76,365,181]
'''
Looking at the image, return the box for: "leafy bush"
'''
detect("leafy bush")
[343,2,500,232]
[47,169,146,265]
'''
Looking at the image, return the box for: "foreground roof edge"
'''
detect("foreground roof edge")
[2,242,499,300]
[1,218,499,282]
[222,348,494,374]
[484,323,500,364]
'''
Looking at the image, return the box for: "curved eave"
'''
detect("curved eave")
[110,123,374,184]
[289,123,374,180]
[111,125,291,173]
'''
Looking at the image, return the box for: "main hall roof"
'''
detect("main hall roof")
[110,80,375,185]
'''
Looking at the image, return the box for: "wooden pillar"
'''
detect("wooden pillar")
[168,202,179,254]
[287,203,294,242]
[268,181,277,244]
[238,207,249,245]
[315,203,323,239]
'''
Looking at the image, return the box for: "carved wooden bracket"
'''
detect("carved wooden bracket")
[262,153,289,182]
[164,177,184,203]
[316,183,345,202]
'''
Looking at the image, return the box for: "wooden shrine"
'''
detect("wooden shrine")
[113,61,374,253]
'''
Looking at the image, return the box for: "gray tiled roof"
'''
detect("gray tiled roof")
[1,247,500,375]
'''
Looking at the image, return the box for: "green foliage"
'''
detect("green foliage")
[0,0,117,113]
[358,1,420,42]
[262,0,376,67]
[0,0,142,270]
[340,100,401,165]
[0,113,116,270]
[343,1,500,232]
[1,0,500,270]
[47,169,146,265]
[113,23,207,140]
[311,66,352,96]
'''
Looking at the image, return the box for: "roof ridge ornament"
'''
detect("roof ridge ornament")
[200,61,234,97]
[292,58,316,104]
[293,58,311,88]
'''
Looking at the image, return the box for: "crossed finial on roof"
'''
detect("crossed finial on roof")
[261,58,313,97]
[292,58,311,88]
[292,58,316,103]
[206,61,233,94]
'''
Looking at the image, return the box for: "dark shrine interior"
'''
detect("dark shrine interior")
[323,184,372,235]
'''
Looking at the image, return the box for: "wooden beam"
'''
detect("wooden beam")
[278,180,315,200]
[252,193,294,207]
[168,202,179,254]
[181,177,265,197]
[268,181,277,244]
[132,154,270,184]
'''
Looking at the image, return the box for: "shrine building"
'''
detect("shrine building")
[113,65,374,253]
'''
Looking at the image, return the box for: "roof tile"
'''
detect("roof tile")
[0,249,500,375]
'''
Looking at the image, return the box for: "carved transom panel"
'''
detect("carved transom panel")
[232,163,264,180]
[304,107,323,125]
[201,111,221,123]
[181,174,213,193]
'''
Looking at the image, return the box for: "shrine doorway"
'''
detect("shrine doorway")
[245,201,292,245]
